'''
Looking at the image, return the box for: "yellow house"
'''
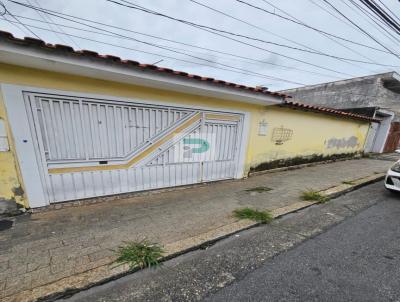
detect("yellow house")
[0,32,377,210]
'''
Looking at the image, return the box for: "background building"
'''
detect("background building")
[280,72,400,153]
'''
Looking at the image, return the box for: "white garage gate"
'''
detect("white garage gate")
[15,90,245,205]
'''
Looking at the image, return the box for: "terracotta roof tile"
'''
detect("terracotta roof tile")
[0,30,380,124]
[54,44,75,52]
[282,100,380,122]
[0,31,289,99]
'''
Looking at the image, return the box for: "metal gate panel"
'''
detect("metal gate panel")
[23,92,244,203]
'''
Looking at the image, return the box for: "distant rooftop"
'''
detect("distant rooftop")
[279,71,400,94]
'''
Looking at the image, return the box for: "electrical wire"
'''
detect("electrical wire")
[376,0,400,23]
[261,0,381,71]
[235,0,397,55]
[188,0,379,74]
[342,0,400,46]
[11,13,345,80]
[8,0,357,77]
[321,0,400,60]
[1,0,41,39]
[188,0,328,56]
[1,1,30,35]
[0,17,306,85]
[359,0,400,35]
[30,0,80,48]
[104,0,391,65]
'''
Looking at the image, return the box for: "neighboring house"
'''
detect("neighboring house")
[280,72,400,153]
[0,31,377,210]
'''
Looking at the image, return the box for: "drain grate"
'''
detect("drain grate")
[0,220,13,231]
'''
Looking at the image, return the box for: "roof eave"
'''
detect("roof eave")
[280,101,380,123]
[0,43,283,106]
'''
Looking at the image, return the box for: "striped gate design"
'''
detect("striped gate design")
[23,92,244,203]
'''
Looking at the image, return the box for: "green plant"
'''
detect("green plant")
[233,207,274,224]
[300,190,329,203]
[342,180,355,185]
[245,186,272,193]
[114,240,164,269]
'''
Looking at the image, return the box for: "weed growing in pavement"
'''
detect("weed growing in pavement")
[233,208,274,224]
[114,240,164,269]
[300,190,329,203]
[244,186,272,193]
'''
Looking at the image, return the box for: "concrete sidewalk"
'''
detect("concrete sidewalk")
[0,158,393,301]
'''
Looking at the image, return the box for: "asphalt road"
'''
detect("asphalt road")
[206,187,400,302]
[60,182,400,302]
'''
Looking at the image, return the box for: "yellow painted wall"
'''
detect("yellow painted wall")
[0,92,25,207]
[248,106,369,170]
[0,63,370,207]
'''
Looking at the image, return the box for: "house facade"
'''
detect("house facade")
[0,32,376,210]
[280,72,400,153]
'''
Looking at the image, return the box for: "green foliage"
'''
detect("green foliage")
[114,240,164,269]
[301,190,329,203]
[342,180,355,185]
[233,207,274,224]
[245,186,272,193]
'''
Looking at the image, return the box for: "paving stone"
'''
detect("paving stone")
[30,267,53,288]
[49,260,73,275]
[88,249,114,263]
[73,256,91,274]
[7,261,27,277]
[4,274,31,297]
[0,158,391,301]
[27,256,50,273]
[0,253,10,263]
[0,260,9,271]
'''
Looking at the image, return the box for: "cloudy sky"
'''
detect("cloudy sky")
[1,0,400,90]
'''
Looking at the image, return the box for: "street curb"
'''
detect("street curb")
[13,173,386,302]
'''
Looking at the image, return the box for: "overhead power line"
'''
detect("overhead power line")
[1,17,306,85]
[11,13,345,80]
[261,0,381,72]
[1,0,41,39]
[101,0,395,66]
[1,2,31,35]
[359,0,400,35]
[235,0,398,55]
[188,0,379,74]
[24,0,69,45]
[188,0,330,56]
[104,0,400,72]
[9,0,357,77]
[29,0,80,48]
[342,0,400,47]
[320,0,400,60]
[103,0,359,77]
[375,0,400,24]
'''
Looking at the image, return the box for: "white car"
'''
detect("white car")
[385,150,400,192]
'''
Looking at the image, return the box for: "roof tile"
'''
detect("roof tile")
[283,100,379,122]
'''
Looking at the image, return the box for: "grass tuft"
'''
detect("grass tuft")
[245,186,272,193]
[233,207,274,224]
[300,190,329,203]
[342,180,355,185]
[114,240,164,269]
